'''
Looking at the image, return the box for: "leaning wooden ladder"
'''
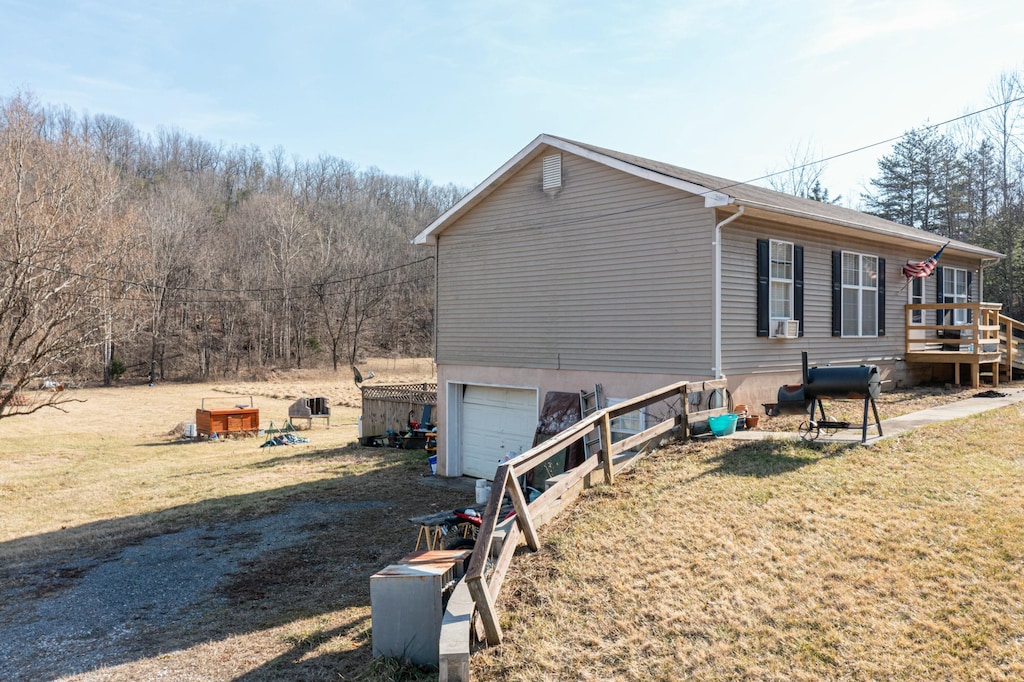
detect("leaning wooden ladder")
[579,384,604,458]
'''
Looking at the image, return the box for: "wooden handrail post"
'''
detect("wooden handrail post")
[464,464,514,646]
[446,376,733,663]
[507,466,540,551]
[466,575,503,645]
[681,384,690,436]
[600,411,614,485]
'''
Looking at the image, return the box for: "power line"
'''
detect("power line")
[718,94,1024,194]
[57,272,436,305]
[450,93,1024,241]
[0,254,435,297]
[4,92,1021,299]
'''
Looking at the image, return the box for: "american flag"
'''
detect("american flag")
[902,242,948,280]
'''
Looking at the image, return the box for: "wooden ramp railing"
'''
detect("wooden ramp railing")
[998,313,1024,378]
[439,378,729,681]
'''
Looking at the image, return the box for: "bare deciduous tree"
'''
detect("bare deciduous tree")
[0,93,130,417]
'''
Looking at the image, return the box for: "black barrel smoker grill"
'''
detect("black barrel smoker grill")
[775,352,883,443]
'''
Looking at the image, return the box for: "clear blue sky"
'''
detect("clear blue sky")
[2,0,1022,207]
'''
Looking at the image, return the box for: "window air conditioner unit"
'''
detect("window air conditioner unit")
[773,319,800,339]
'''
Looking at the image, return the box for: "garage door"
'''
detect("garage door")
[461,385,538,480]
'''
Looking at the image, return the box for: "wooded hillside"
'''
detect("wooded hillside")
[5,69,1024,403]
[0,91,462,397]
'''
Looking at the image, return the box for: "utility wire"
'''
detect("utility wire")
[445,94,1024,241]
[4,94,1021,296]
[713,94,1024,195]
[0,254,435,297]
[57,273,436,305]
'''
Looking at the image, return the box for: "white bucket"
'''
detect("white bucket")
[184,423,197,438]
[475,478,490,504]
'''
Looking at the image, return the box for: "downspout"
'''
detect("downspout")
[433,237,443,475]
[713,206,745,379]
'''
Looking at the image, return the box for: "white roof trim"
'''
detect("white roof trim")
[412,135,548,245]
[412,135,1001,261]
[544,136,733,208]
[734,199,1002,259]
[412,134,734,245]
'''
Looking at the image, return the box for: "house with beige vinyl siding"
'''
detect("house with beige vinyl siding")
[413,134,1005,480]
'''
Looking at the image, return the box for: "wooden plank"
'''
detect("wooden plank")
[506,469,539,552]
[905,351,1002,362]
[602,380,690,417]
[466,575,502,645]
[526,456,601,525]
[529,473,587,528]
[506,418,596,472]
[467,464,510,582]
[612,417,677,454]
[487,522,522,603]
[600,412,614,485]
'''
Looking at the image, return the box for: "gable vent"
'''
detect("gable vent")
[542,153,562,191]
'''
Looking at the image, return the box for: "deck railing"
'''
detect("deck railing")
[439,377,729,679]
[904,302,1002,387]
[999,313,1024,372]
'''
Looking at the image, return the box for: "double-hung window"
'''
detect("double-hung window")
[942,266,969,325]
[770,241,794,323]
[840,251,880,337]
[908,276,924,324]
[757,239,803,337]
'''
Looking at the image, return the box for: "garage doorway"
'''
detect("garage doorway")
[459,384,538,480]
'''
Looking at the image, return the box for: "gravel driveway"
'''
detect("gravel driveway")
[0,479,469,681]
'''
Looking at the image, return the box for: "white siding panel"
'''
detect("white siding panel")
[437,153,716,375]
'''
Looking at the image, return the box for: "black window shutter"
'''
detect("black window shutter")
[831,251,842,337]
[794,245,805,336]
[877,257,886,336]
[756,239,770,337]
[936,267,945,327]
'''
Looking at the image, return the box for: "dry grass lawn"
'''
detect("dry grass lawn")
[2,367,1022,680]
[0,358,465,681]
[473,399,1024,681]
[0,358,435,554]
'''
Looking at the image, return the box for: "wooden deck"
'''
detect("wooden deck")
[905,302,1024,387]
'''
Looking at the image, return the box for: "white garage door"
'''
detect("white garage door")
[461,385,538,480]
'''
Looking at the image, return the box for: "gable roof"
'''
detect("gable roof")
[413,134,1003,261]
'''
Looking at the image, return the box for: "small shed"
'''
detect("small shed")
[359,383,437,446]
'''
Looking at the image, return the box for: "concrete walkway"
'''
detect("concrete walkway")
[730,385,1024,444]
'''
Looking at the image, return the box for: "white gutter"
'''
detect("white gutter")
[713,206,745,379]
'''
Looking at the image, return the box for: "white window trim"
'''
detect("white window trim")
[908,276,924,325]
[769,240,795,333]
[841,251,879,338]
[943,266,969,325]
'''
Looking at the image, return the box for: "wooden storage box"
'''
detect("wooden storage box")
[196,397,259,437]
